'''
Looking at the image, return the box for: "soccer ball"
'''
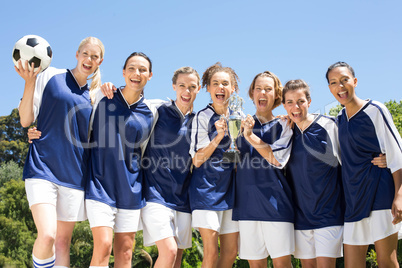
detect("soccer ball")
[12,35,52,73]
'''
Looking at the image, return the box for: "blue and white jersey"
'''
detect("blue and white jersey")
[338,100,402,222]
[189,104,235,211]
[85,88,157,209]
[22,67,92,190]
[233,116,293,222]
[286,114,344,230]
[143,100,195,213]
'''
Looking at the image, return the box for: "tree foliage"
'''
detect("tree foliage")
[0,179,35,267]
[0,109,30,166]
[328,104,343,117]
[0,161,23,188]
[385,100,402,136]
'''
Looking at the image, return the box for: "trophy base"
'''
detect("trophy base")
[222,151,241,163]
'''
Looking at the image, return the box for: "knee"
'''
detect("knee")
[115,247,133,264]
[221,244,238,260]
[376,255,398,268]
[203,246,219,261]
[37,232,56,248]
[54,236,71,253]
[160,246,178,263]
[95,239,113,259]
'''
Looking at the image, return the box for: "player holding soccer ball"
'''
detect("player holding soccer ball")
[16,37,104,268]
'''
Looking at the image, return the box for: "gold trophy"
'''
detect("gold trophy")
[222,93,244,163]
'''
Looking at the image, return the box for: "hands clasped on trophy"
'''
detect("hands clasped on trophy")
[221,93,245,163]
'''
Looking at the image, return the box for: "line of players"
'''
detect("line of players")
[16,36,402,268]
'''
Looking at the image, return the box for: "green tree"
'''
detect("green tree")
[385,100,402,136]
[0,161,23,187]
[182,230,203,267]
[328,104,343,117]
[0,179,35,267]
[70,221,94,268]
[0,108,31,166]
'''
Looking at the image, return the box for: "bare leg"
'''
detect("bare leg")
[174,248,184,268]
[272,255,292,268]
[154,236,178,268]
[90,226,113,266]
[317,257,336,268]
[199,228,219,268]
[300,258,317,268]
[248,258,268,268]
[54,221,75,266]
[374,232,399,268]
[343,244,368,268]
[217,232,238,268]
[31,203,57,259]
[114,232,136,268]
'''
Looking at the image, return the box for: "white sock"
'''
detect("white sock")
[32,253,55,268]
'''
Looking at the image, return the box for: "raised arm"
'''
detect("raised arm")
[242,115,280,167]
[16,61,41,127]
[193,117,227,168]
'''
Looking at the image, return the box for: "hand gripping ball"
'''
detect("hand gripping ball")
[12,35,52,73]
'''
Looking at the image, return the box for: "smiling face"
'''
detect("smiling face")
[207,71,235,108]
[173,73,200,114]
[123,56,153,93]
[328,66,358,106]
[283,88,311,125]
[75,42,103,78]
[251,76,278,116]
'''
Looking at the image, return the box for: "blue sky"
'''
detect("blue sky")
[1,0,401,118]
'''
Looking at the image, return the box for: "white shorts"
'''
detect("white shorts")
[294,226,343,259]
[344,209,402,245]
[25,178,86,221]
[238,221,294,260]
[141,202,192,249]
[86,199,141,233]
[192,209,239,234]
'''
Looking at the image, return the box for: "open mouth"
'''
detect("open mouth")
[292,111,302,118]
[83,63,92,70]
[338,91,348,99]
[216,93,225,100]
[181,95,191,103]
[130,78,140,84]
[258,98,267,106]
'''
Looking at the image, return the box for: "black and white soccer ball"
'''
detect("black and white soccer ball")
[12,35,52,73]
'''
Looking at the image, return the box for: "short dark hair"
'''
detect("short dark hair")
[325,61,355,84]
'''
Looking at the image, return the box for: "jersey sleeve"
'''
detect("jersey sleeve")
[369,101,402,173]
[91,87,105,108]
[317,115,342,165]
[18,67,65,121]
[88,87,106,135]
[142,99,164,157]
[189,111,211,158]
[269,120,293,168]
